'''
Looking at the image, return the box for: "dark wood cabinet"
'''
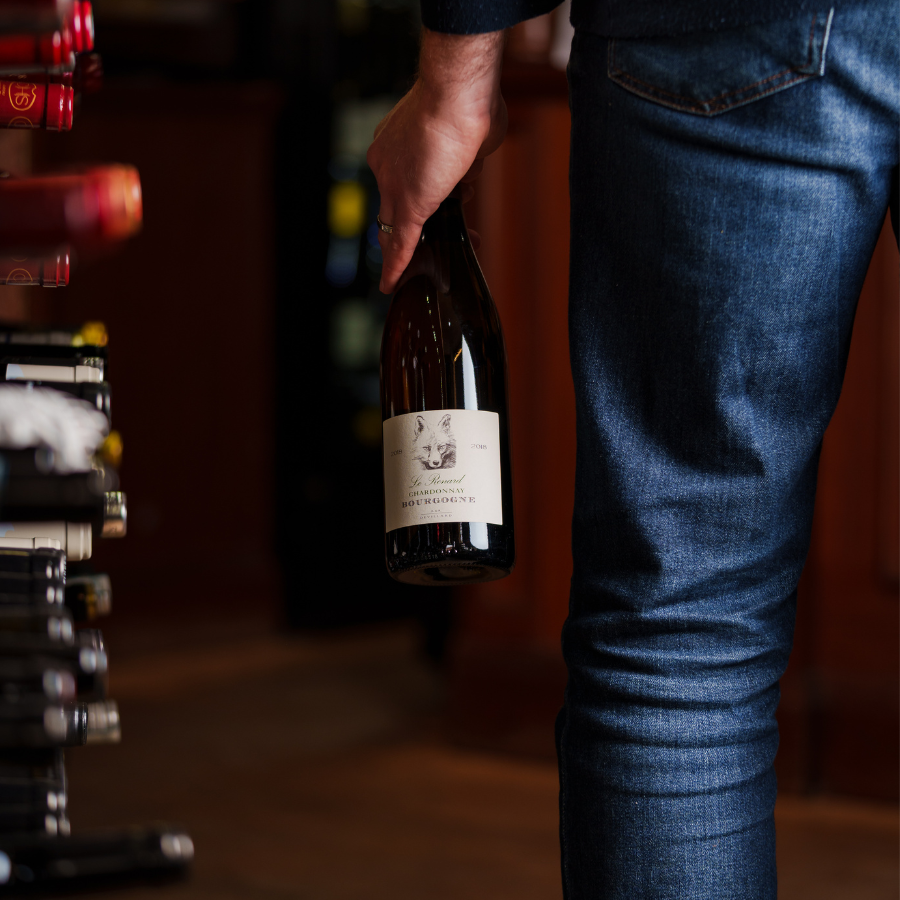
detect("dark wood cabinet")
[29,84,284,627]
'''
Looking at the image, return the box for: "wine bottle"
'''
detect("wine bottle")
[0,79,72,129]
[0,626,82,656]
[3,359,102,381]
[0,26,74,70]
[0,605,73,642]
[0,808,68,834]
[0,468,118,532]
[0,536,61,553]
[0,251,69,286]
[0,450,123,522]
[0,652,104,701]
[380,196,515,584]
[0,548,65,582]
[0,629,107,702]
[0,657,76,700]
[6,49,102,100]
[0,698,87,747]
[0,320,107,347]
[0,777,65,811]
[0,522,92,560]
[0,571,64,606]
[0,550,65,597]
[5,636,107,700]
[0,824,194,890]
[0,343,106,377]
[0,166,141,252]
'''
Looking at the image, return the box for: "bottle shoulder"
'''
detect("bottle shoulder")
[387,243,499,324]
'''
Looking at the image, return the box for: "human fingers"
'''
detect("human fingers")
[376,212,425,295]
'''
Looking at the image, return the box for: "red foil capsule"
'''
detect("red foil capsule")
[68,0,91,52]
[40,22,72,64]
[81,2,93,50]
[0,250,69,285]
[69,164,143,240]
[0,28,70,67]
[0,80,72,129]
[0,166,142,252]
[95,165,142,240]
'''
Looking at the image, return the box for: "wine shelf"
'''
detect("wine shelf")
[0,2,192,891]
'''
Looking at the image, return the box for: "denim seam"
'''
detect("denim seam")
[607,13,824,117]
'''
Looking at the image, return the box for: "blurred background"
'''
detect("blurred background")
[0,0,896,896]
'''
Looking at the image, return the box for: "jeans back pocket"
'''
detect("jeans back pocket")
[607,11,834,116]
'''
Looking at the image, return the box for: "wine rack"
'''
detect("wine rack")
[0,2,192,891]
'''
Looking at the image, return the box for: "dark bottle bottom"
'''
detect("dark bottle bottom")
[385,522,514,586]
[390,560,512,586]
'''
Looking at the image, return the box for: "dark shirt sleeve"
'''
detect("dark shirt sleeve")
[421,0,563,34]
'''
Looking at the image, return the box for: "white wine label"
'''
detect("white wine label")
[383,409,503,532]
[0,523,91,560]
[4,363,102,384]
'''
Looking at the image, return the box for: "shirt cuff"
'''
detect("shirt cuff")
[421,0,563,34]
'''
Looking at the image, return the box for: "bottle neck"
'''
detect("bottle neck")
[421,196,469,244]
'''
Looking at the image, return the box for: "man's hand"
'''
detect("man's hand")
[367,27,507,293]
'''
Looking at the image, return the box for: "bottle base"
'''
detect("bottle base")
[389,560,512,586]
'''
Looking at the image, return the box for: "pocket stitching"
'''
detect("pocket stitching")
[608,13,824,116]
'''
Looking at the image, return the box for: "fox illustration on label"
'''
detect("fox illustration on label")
[411,413,456,470]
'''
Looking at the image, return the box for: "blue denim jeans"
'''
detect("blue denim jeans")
[559,5,899,898]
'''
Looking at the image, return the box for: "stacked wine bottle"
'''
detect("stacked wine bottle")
[0,1,193,892]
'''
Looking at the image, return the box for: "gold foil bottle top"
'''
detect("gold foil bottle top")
[73,321,107,347]
[99,430,122,469]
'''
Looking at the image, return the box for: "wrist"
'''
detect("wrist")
[417,27,505,124]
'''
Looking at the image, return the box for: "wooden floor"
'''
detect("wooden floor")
[62,620,898,900]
